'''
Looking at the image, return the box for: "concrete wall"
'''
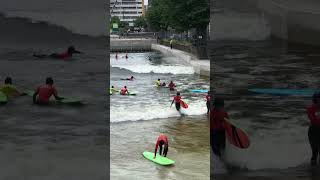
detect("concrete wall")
[110,38,157,52]
[151,44,210,77]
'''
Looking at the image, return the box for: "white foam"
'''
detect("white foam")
[110,100,207,123]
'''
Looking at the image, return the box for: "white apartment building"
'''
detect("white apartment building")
[110,0,145,23]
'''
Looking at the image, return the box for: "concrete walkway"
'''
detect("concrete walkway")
[151,44,210,77]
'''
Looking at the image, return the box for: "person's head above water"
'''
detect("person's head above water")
[111,86,114,88]
[131,76,134,78]
[176,92,180,96]
[4,77,12,84]
[67,46,75,53]
[124,86,127,88]
[46,77,54,85]
[213,97,224,108]
[313,92,320,104]
[158,79,160,81]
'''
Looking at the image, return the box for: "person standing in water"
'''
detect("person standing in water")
[210,97,229,157]
[33,77,64,104]
[168,81,176,91]
[0,77,24,98]
[171,92,182,112]
[154,134,169,159]
[307,92,320,165]
[155,79,161,87]
[170,39,173,49]
[206,91,211,115]
[33,46,82,60]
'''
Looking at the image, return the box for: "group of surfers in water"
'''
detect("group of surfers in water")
[0,76,64,105]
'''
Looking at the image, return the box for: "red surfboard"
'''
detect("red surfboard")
[224,119,250,149]
[180,100,188,109]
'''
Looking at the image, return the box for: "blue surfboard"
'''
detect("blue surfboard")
[248,88,318,96]
[190,89,208,93]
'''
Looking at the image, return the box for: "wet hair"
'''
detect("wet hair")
[67,46,75,53]
[158,79,160,81]
[4,77,12,84]
[111,86,114,88]
[46,77,54,85]
[124,86,127,88]
[213,97,224,108]
[131,76,134,78]
[313,92,320,104]
[177,92,180,96]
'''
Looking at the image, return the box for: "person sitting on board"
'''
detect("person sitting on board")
[120,86,129,95]
[0,77,24,98]
[154,134,169,159]
[155,79,161,87]
[307,92,320,166]
[125,76,135,81]
[210,97,229,157]
[33,46,82,60]
[110,86,119,94]
[33,77,64,105]
[168,81,176,91]
[171,92,182,112]
[206,91,211,115]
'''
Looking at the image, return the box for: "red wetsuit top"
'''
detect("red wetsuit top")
[120,88,128,95]
[307,104,320,127]
[36,85,58,103]
[168,83,175,90]
[210,107,229,130]
[206,95,211,102]
[58,51,71,59]
[174,95,181,103]
[155,134,168,153]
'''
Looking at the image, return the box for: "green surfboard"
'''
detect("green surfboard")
[143,151,175,166]
[0,91,8,104]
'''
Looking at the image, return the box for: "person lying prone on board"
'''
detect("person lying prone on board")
[154,134,169,159]
[33,46,83,60]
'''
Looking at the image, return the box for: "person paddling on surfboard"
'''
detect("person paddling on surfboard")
[210,97,229,157]
[171,92,182,112]
[0,77,24,98]
[120,86,129,95]
[206,91,211,115]
[33,46,82,60]
[33,77,64,105]
[125,76,135,81]
[168,81,176,91]
[154,134,169,159]
[307,92,320,166]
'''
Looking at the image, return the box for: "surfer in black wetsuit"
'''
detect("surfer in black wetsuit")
[210,97,229,157]
[33,46,82,60]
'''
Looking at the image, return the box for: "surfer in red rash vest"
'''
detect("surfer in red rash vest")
[171,92,182,112]
[307,92,320,166]
[33,77,64,104]
[120,86,129,95]
[168,81,176,91]
[33,46,82,60]
[205,91,211,115]
[210,97,229,157]
[154,134,169,159]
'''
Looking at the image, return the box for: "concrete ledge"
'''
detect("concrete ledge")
[151,44,210,77]
[110,38,157,52]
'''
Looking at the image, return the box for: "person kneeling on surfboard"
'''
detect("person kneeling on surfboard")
[33,77,64,104]
[211,97,229,157]
[171,92,182,112]
[206,91,211,115]
[0,77,24,98]
[120,86,129,95]
[154,134,169,159]
[168,81,176,91]
[307,92,320,166]
[33,46,82,60]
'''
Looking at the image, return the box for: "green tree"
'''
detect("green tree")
[134,16,147,28]
[146,0,170,31]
